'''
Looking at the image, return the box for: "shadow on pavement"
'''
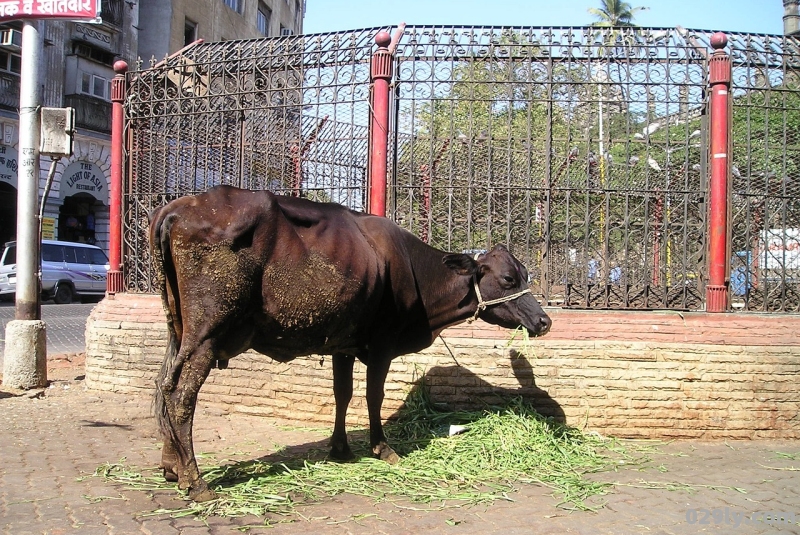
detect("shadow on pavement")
[79,420,135,430]
[395,354,565,422]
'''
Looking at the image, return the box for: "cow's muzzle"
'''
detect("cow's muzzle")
[467,278,533,324]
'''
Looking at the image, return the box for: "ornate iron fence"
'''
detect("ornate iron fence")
[725,32,800,312]
[123,30,377,292]
[391,26,709,309]
[121,25,800,313]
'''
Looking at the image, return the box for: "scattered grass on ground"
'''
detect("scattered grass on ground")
[91,382,661,522]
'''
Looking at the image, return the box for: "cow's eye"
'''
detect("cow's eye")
[503,275,514,284]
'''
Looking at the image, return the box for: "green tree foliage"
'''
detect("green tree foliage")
[588,0,649,27]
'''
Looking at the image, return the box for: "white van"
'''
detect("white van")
[0,240,109,304]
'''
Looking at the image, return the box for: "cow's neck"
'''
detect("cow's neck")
[418,263,477,336]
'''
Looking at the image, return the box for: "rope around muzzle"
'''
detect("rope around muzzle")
[467,276,532,323]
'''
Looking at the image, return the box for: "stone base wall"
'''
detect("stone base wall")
[85,293,800,438]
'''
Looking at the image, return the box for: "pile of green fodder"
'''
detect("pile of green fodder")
[95,383,646,520]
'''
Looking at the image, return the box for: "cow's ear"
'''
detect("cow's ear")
[442,253,478,276]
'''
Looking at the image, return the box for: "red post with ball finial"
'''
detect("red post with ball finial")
[368,31,392,216]
[367,25,404,216]
[705,33,731,312]
[106,60,127,295]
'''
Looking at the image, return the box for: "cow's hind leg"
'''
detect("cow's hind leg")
[329,353,355,461]
[154,325,182,482]
[366,357,400,464]
[160,441,179,482]
[159,341,217,502]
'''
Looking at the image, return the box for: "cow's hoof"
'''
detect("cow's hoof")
[373,443,400,465]
[329,443,356,462]
[162,467,179,483]
[189,484,218,503]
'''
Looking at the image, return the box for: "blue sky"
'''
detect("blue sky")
[304,0,785,35]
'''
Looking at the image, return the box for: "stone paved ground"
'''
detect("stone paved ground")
[1,356,799,535]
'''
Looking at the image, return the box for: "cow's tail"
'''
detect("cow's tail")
[149,205,182,440]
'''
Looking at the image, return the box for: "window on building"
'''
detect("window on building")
[257,3,271,36]
[72,42,115,66]
[223,0,242,14]
[0,49,21,74]
[184,19,197,47]
[80,72,112,101]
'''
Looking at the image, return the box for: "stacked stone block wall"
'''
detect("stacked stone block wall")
[85,294,800,438]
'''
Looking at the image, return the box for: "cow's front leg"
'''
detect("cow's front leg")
[366,356,399,464]
[329,353,355,461]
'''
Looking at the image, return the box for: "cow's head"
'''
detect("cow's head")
[443,244,551,337]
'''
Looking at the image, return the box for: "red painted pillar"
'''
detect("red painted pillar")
[106,60,127,295]
[368,31,393,216]
[705,33,731,312]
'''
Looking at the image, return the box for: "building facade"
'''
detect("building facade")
[0,0,303,250]
[785,0,800,36]
[139,0,303,65]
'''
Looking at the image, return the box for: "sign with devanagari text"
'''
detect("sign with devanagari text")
[0,0,99,21]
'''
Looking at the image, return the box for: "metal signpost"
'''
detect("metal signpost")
[1,0,99,389]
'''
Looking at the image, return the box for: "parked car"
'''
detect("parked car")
[0,240,109,304]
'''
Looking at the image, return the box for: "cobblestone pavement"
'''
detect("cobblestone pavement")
[1,357,799,535]
[0,303,95,365]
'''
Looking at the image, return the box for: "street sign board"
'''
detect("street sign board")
[0,0,99,21]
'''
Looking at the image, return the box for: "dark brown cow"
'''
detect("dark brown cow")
[149,185,551,501]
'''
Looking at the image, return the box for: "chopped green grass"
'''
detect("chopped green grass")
[775,451,800,461]
[92,382,654,521]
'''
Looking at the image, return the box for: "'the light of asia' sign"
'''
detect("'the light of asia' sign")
[0,0,99,21]
[59,160,107,200]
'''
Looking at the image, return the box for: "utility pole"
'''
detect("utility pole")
[3,20,46,389]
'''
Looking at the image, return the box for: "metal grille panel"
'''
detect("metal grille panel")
[724,33,800,312]
[124,30,378,293]
[121,26,800,313]
[391,26,709,309]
